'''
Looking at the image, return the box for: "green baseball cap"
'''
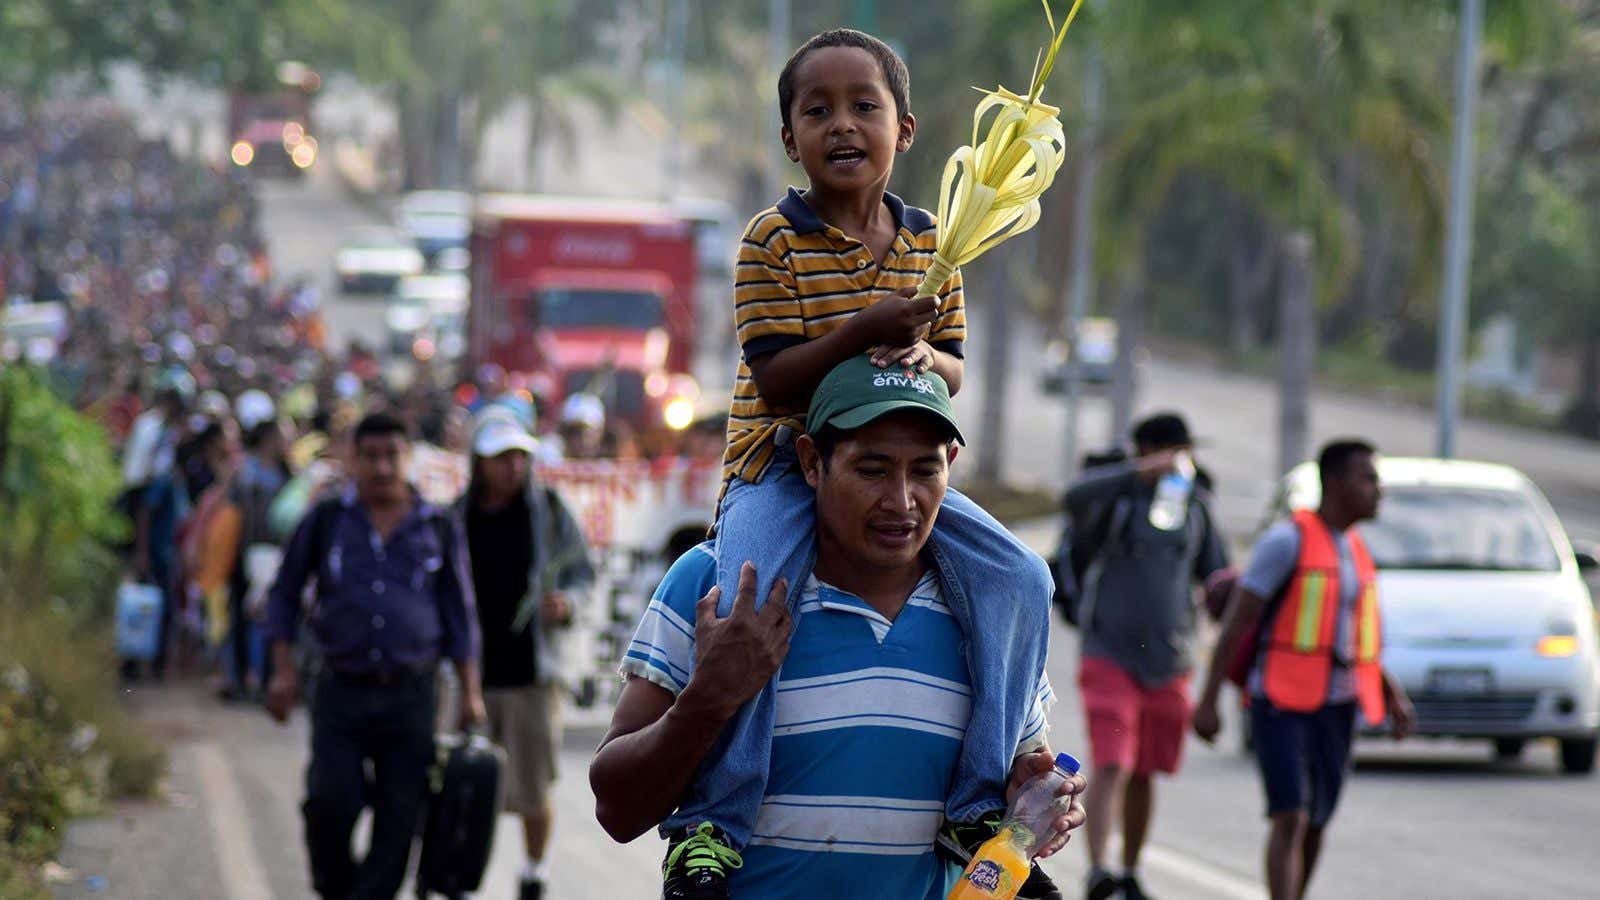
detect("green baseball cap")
[806,355,965,445]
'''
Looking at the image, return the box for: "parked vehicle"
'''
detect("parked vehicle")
[385,274,469,359]
[0,300,69,363]
[1042,317,1119,393]
[1267,457,1600,774]
[336,226,425,295]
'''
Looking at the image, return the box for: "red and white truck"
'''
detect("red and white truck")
[465,194,703,449]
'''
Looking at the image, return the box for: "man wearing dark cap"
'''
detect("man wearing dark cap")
[1064,412,1229,900]
[591,356,1085,900]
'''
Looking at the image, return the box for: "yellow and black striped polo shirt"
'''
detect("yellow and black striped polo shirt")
[724,188,967,486]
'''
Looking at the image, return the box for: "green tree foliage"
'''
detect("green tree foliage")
[0,364,125,602]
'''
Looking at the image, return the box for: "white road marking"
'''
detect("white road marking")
[194,741,276,900]
[1139,841,1266,900]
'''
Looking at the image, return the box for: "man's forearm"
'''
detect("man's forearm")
[272,641,295,679]
[1200,591,1264,706]
[1064,465,1137,512]
[591,684,735,842]
[455,658,482,696]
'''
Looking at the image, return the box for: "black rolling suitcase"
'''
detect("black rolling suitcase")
[416,733,505,900]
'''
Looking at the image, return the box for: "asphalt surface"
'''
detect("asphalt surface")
[52,155,1600,900]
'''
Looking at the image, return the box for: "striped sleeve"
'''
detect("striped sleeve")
[735,215,805,362]
[928,265,966,358]
[618,543,717,693]
[1014,670,1057,757]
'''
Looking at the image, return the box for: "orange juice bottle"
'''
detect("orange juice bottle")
[948,825,1035,899]
[946,753,1081,900]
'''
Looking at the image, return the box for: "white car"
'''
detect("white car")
[1042,317,1121,393]
[1269,457,1600,773]
[385,274,469,359]
[336,226,425,294]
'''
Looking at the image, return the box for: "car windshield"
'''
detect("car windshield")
[1360,485,1561,572]
[535,289,664,330]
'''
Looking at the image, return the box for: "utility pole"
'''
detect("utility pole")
[1061,6,1103,481]
[1435,0,1484,459]
[1277,232,1315,476]
[660,0,689,200]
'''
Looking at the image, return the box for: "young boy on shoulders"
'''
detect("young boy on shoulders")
[642,28,1060,900]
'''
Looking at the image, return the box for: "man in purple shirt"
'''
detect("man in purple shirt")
[265,412,485,900]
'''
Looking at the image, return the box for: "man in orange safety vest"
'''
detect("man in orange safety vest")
[1194,439,1415,900]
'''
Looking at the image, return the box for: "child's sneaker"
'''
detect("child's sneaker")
[935,816,1064,900]
[663,822,743,900]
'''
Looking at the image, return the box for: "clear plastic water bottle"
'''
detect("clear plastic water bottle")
[1147,451,1195,531]
[948,753,1082,900]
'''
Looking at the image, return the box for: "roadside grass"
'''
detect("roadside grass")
[0,596,167,893]
[1234,343,1562,433]
[959,479,1060,525]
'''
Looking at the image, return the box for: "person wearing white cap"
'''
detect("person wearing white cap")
[235,389,277,433]
[456,413,595,900]
[556,392,607,460]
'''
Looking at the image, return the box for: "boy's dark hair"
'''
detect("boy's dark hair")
[1318,439,1376,485]
[353,411,410,447]
[778,29,910,133]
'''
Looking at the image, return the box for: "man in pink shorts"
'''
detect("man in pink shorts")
[1063,414,1230,900]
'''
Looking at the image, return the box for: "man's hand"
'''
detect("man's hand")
[1006,749,1088,860]
[682,562,793,722]
[541,591,572,626]
[1134,448,1181,484]
[266,668,298,724]
[456,659,489,731]
[1192,698,1222,744]
[460,684,488,731]
[870,339,936,373]
[852,286,938,350]
[1385,672,1416,741]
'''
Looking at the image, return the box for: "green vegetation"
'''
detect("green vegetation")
[4,1,1600,432]
[0,367,163,890]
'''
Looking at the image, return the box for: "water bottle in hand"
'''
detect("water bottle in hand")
[1147,451,1195,531]
[947,753,1082,900]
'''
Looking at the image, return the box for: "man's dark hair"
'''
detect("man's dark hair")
[809,420,955,471]
[778,29,910,133]
[1318,439,1376,485]
[353,411,409,447]
[243,421,279,451]
[1131,412,1192,452]
[810,425,848,470]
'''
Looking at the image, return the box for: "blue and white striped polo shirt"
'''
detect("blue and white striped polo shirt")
[621,542,1054,900]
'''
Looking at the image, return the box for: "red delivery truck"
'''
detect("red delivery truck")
[466,195,702,443]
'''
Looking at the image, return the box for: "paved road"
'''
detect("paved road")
[950,306,1600,544]
[55,153,1600,899]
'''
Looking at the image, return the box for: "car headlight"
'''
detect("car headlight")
[1537,635,1580,658]
[663,395,696,431]
[291,138,317,169]
[230,141,254,167]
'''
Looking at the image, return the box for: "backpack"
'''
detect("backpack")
[1051,496,1133,628]
[1048,449,1131,627]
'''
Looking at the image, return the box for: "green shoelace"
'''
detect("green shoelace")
[666,823,744,877]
